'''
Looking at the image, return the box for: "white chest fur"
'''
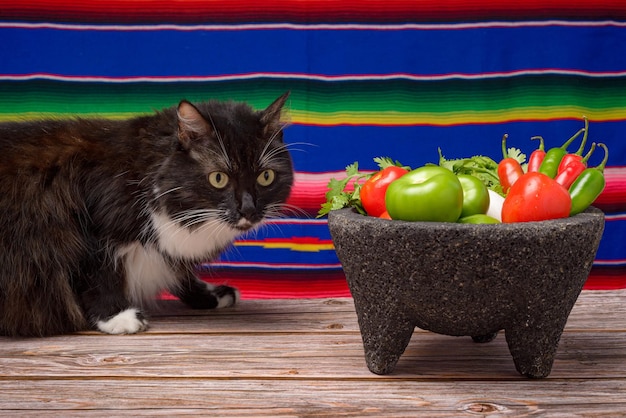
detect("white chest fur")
[116,212,242,304]
[116,242,177,304]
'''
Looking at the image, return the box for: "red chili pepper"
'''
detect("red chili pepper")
[502,172,572,223]
[497,134,524,194]
[527,136,545,172]
[555,142,596,189]
[538,126,585,178]
[557,116,589,174]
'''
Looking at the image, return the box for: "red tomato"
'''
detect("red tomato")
[501,172,572,223]
[360,166,408,217]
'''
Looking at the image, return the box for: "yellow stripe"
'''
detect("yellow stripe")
[0,112,140,122]
[234,241,335,252]
[3,107,626,125]
[290,107,626,125]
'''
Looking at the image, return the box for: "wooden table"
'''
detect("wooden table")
[1,290,625,416]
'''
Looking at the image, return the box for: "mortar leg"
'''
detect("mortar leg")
[505,323,564,378]
[356,308,415,375]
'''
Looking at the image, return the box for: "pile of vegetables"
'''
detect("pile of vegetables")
[318,119,608,224]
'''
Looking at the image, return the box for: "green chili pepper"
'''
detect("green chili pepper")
[569,143,608,216]
[538,126,585,178]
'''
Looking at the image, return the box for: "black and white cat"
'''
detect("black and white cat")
[0,92,293,337]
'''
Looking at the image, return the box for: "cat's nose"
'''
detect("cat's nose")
[238,192,257,220]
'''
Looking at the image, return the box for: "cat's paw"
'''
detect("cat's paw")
[215,285,240,309]
[176,280,240,310]
[96,308,148,335]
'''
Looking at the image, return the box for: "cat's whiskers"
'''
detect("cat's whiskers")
[164,209,219,231]
[205,112,232,170]
[258,127,284,164]
[181,213,222,230]
[266,202,310,219]
[154,186,183,200]
[282,141,317,154]
[195,217,234,240]
[258,141,313,167]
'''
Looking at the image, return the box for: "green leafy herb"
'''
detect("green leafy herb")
[373,156,411,171]
[506,147,527,169]
[317,157,410,217]
[317,162,368,217]
[436,148,506,196]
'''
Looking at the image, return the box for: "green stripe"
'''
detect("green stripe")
[1,76,626,123]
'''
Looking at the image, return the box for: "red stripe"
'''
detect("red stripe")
[193,266,625,300]
[238,237,333,245]
[2,1,626,24]
[584,272,626,290]
[160,273,351,300]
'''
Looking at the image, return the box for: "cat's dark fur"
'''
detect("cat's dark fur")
[0,92,293,337]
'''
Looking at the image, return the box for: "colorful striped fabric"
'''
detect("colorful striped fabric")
[1,1,625,298]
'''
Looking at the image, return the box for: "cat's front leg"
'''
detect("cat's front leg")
[172,269,240,310]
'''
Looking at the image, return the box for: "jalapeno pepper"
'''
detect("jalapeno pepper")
[538,126,585,178]
[557,116,589,174]
[526,136,545,173]
[555,142,596,189]
[569,143,608,216]
[497,134,524,194]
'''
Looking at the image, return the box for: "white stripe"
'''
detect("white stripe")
[593,259,626,266]
[4,69,626,84]
[2,20,626,32]
[604,213,626,221]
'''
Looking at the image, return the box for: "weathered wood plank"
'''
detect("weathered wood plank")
[1,331,625,379]
[1,379,626,416]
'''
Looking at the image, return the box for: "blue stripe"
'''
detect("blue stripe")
[214,215,626,264]
[596,218,626,261]
[286,122,626,173]
[2,25,626,77]
[218,246,339,265]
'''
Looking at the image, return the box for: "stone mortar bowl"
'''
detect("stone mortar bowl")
[328,207,605,378]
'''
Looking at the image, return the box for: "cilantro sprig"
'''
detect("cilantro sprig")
[317,157,409,217]
[436,147,523,197]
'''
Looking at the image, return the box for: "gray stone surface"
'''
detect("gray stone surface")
[328,207,605,378]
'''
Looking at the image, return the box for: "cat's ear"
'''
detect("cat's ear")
[177,100,212,149]
[260,91,290,138]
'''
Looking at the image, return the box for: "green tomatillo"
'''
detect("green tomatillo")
[457,174,490,218]
[457,214,501,224]
[385,165,464,222]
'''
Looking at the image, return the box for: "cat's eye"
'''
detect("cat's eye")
[208,171,229,189]
[257,169,275,187]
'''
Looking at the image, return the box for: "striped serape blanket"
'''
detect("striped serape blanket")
[1,1,625,298]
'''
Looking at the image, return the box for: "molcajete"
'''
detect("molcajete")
[328,207,605,378]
